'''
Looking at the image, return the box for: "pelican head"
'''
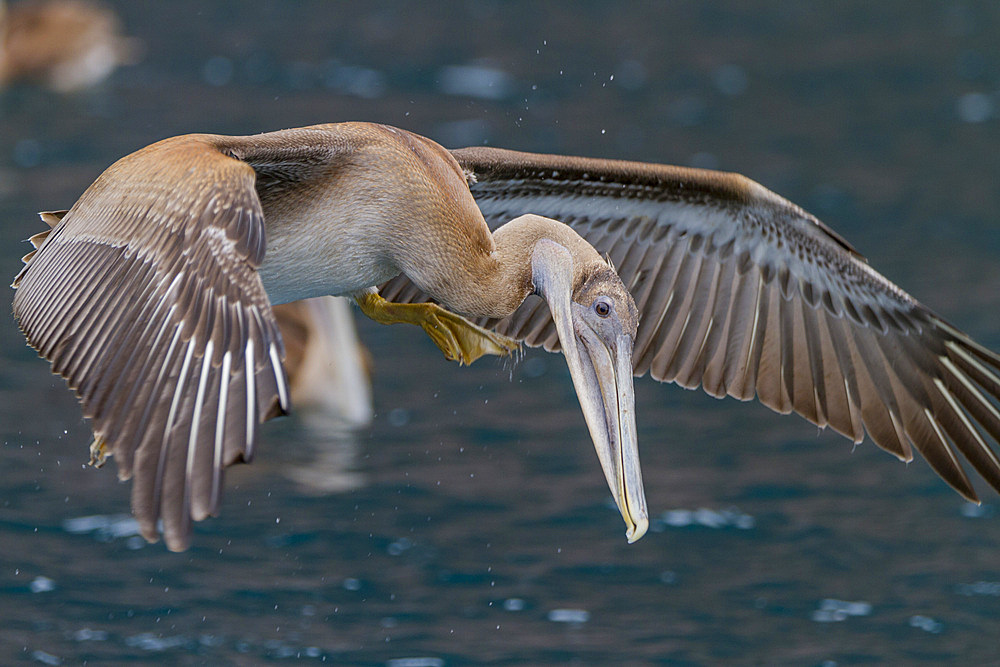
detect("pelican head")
[529,231,648,542]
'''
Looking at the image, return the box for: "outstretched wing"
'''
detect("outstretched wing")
[381,146,1000,502]
[12,134,288,551]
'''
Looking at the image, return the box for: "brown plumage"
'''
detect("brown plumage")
[11,122,1000,550]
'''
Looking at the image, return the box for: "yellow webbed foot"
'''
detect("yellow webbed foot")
[416,304,521,365]
[356,291,519,365]
[88,436,109,467]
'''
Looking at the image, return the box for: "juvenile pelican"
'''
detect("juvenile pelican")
[0,0,140,92]
[12,122,1000,551]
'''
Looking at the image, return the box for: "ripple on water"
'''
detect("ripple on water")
[30,576,55,593]
[956,581,1000,596]
[386,658,446,667]
[547,608,590,624]
[124,633,194,652]
[909,615,944,633]
[117,632,327,660]
[62,514,142,539]
[503,598,526,611]
[72,628,109,642]
[30,651,60,666]
[811,599,873,623]
[650,507,756,531]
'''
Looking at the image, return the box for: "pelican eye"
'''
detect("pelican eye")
[593,298,612,318]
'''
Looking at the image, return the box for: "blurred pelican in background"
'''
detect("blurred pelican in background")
[0,0,140,92]
[273,297,371,495]
[273,297,373,429]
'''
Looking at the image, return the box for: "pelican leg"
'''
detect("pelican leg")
[354,291,519,365]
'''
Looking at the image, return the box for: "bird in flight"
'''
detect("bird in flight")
[12,122,1000,551]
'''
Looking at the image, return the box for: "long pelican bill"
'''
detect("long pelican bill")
[531,238,649,542]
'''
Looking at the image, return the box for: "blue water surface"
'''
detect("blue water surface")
[2,2,1000,664]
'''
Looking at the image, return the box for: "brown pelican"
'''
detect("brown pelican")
[273,297,373,429]
[11,122,1000,551]
[0,0,140,92]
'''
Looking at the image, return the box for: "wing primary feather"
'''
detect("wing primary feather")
[517,296,553,345]
[98,293,179,455]
[213,350,232,515]
[28,245,126,359]
[741,271,772,401]
[777,294,798,415]
[113,304,181,477]
[245,338,257,459]
[845,328,908,459]
[185,340,215,523]
[918,408,977,502]
[931,377,1000,492]
[945,340,1000,398]
[939,356,1000,441]
[270,342,290,414]
[608,227,651,291]
[940,321,1000,378]
[152,337,197,540]
[128,320,184,478]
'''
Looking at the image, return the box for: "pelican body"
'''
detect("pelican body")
[13,122,644,549]
[12,122,1000,551]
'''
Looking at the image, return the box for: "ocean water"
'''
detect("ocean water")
[2,2,1000,664]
